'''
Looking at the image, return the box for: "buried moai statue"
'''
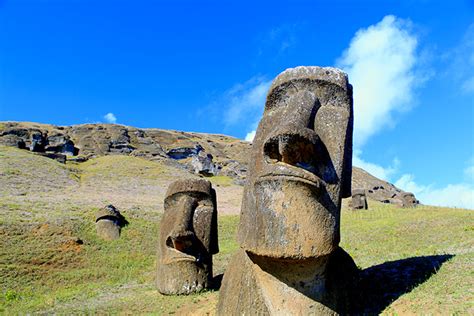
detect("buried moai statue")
[217,66,358,315]
[157,179,219,295]
[352,189,368,210]
[401,192,418,208]
[95,204,128,240]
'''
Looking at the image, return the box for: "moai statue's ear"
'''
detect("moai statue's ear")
[341,84,353,199]
[209,188,219,255]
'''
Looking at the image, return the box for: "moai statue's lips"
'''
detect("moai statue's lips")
[163,232,198,263]
[256,162,322,190]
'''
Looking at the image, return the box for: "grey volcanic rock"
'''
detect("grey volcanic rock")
[157,179,218,295]
[45,134,78,155]
[218,66,357,315]
[30,133,47,152]
[191,152,220,176]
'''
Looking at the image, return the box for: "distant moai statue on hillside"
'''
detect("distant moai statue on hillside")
[217,66,358,315]
[401,192,418,208]
[157,179,218,295]
[95,204,128,240]
[352,189,368,210]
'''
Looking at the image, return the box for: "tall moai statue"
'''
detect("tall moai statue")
[217,66,358,315]
[157,179,219,295]
[352,189,368,210]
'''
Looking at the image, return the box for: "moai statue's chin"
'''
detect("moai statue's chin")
[218,66,358,315]
[352,189,368,210]
[157,179,219,295]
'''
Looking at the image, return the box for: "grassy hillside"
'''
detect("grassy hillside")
[0,146,473,314]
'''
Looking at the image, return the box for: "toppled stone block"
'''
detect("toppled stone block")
[352,189,368,210]
[218,66,357,315]
[95,205,128,240]
[157,179,219,295]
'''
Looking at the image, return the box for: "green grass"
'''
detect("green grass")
[1,204,472,314]
[209,175,234,187]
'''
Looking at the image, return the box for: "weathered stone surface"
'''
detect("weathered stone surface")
[167,144,203,160]
[95,205,127,240]
[191,151,219,176]
[157,179,218,295]
[352,189,368,210]
[218,66,357,314]
[401,192,418,208]
[30,133,47,152]
[45,134,78,155]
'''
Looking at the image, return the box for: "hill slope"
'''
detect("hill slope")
[0,121,412,204]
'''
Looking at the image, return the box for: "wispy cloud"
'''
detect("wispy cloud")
[395,174,474,209]
[447,23,474,94]
[103,112,117,124]
[353,150,400,181]
[337,15,422,149]
[256,24,298,59]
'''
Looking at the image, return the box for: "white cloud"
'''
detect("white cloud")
[223,77,271,126]
[353,150,399,181]
[395,174,474,209]
[103,112,117,124]
[448,23,474,94]
[337,15,421,148]
[245,130,256,142]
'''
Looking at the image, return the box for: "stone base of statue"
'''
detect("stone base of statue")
[217,247,358,315]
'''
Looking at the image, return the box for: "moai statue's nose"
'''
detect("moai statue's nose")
[166,195,197,252]
[263,90,321,170]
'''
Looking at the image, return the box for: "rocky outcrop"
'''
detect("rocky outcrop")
[0,121,414,205]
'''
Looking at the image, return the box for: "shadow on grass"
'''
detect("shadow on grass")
[356,254,454,314]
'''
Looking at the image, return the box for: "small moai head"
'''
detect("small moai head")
[238,66,353,259]
[352,189,368,210]
[401,192,418,208]
[95,205,127,240]
[157,179,218,295]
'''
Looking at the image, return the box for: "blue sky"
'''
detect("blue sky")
[0,0,473,208]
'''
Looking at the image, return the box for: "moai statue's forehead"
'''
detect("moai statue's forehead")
[352,189,366,197]
[238,66,353,259]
